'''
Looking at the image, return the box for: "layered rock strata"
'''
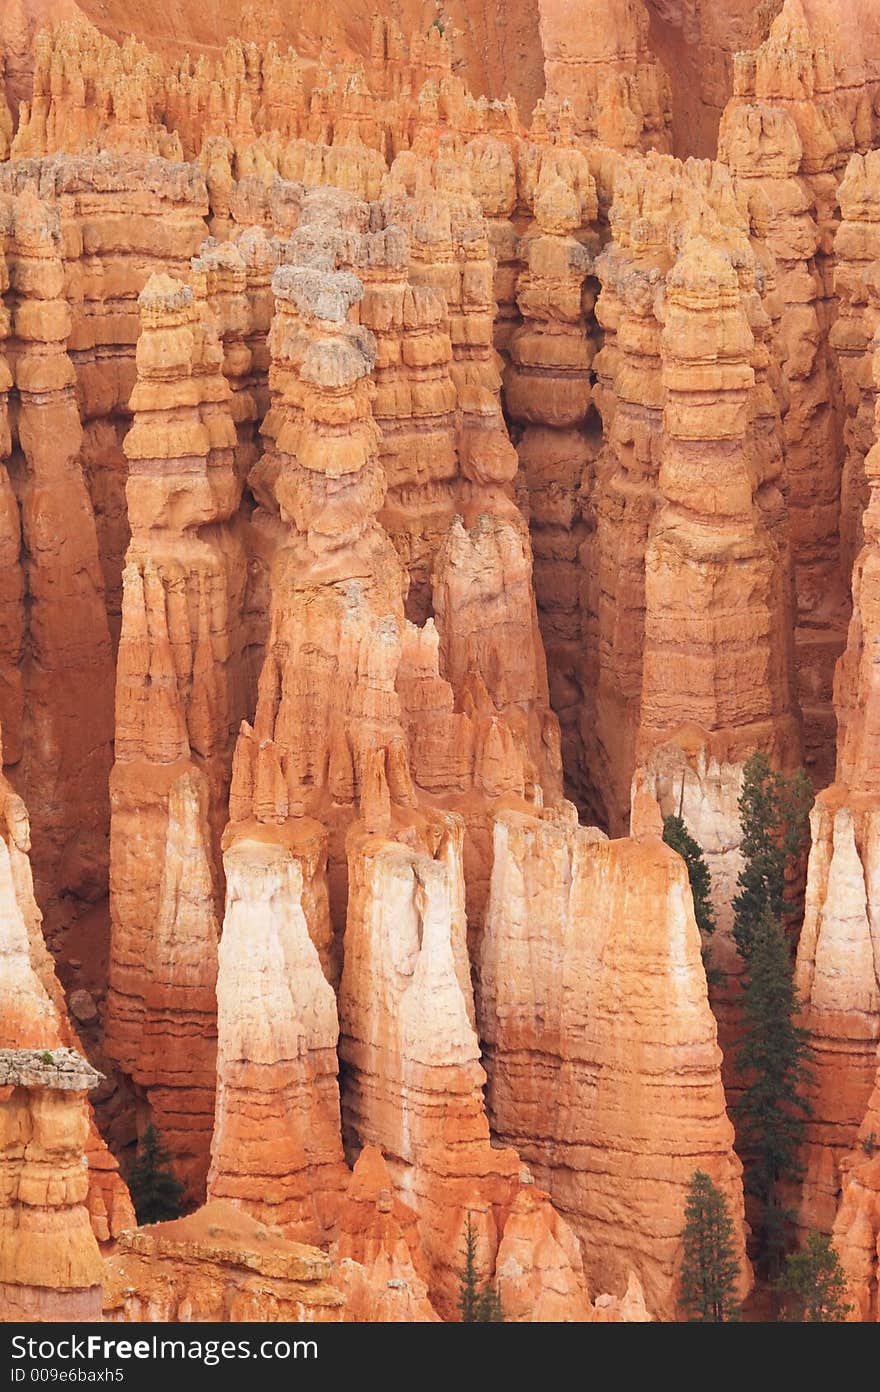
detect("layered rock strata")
[832,1058,880,1320]
[717,0,855,784]
[503,147,600,809]
[589,154,800,855]
[480,805,751,1319]
[0,153,211,648]
[539,0,673,152]
[107,269,247,1198]
[832,152,880,582]
[1,184,114,907]
[340,820,521,1316]
[207,834,347,1245]
[4,0,880,1328]
[0,743,133,1244]
[796,797,880,1235]
[796,259,880,1239]
[637,227,800,1046]
[0,1048,104,1322]
[103,1200,345,1322]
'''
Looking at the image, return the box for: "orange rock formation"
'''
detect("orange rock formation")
[103,1199,345,1321]
[0,1048,104,1321]
[796,235,880,1253]
[0,181,114,908]
[3,0,880,1327]
[107,265,247,1200]
[0,743,133,1246]
[539,0,672,151]
[331,1146,440,1321]
[832,1059,880,1320]
[207,833,348,1244]
[480,804,750,1319]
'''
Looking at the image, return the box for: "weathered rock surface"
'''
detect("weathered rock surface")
[832,1055,880,1320]
[0,182,115,908]
[5,0,880,1326]
[493,1184,594,1322]
[331,1146,440,1321]
[796,796,880,1236]
[0,748,133,1250]
[103,1199,345,1321]
[340,820,520,1315]
[718,0,860,787]
[207,834,348,1244]
[797,258,880,1244]
[107,268,247,1199]
[480,805,751,1319]
[0,1048,104,1322]
[539,0,672,151]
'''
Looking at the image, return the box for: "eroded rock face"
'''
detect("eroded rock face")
[503,144,599,811]
[340,820,521,1315]
[480,806,751,1320]
[0,183,115,908]
[717,0,861,788]
[331,1146,440,1322]
[795,797,880,1236]
[2,4,547,124]
[832,1061,880,1321]
[493,1184,594,1322]
[639,235,797,770]
[587,152,802,839]
[796,258,880,1245]
[832,152,880,584]
[5,0,880,1326]
[207,835,348,1244]
[103,1199,345,1322]
[107,268,247,1200]
[539,0,672,151]
[0,748,133,1250]
[0,1049,104,1322]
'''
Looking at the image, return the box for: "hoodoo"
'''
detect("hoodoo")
[2,0,880,1326]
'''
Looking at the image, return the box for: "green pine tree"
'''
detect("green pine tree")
[662,813,722,986]
[733,753,812,959]
[127,1123,185,1225]
[678,1170,742,1322]
[458,1211,481,1322]
[475,1284,504,1322]
[733,905,814,1278]
[662,815,716,937]
[457,1212,505,1322]
[776,1233,853,1322]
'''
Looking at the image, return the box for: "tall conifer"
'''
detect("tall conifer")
[679,1170,742,1322]
[662,812,721,984]
[662,814,716,938]
[128,1123,185,1225]
[733,753,811,958]
[777,1233,853,1322]
[458,1211,481,1323]
[733,906,814,1277]
[457,1212,505,1322]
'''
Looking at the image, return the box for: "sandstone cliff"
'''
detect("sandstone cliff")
[480,805,750,1319]
[2,0,880,1327]
[0,1049,105,1321]
[795,256,880,1247]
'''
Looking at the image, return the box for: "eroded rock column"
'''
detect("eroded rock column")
[108,271,248,1197]
[480,805,750,1320]
[0,1049,104,1322]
